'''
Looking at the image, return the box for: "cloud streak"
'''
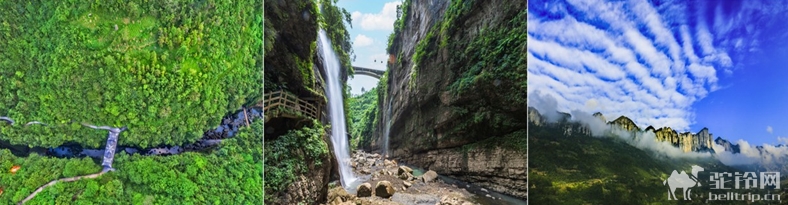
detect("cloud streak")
[526,0,761,133]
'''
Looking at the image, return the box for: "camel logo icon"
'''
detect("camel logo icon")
[663,165,704,200]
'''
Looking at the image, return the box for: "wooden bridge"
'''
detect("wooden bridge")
[257,91,322,122]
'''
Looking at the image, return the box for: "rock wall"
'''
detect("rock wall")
[278,143,333,204]
[400,146,528,199]
[371,0,527,199]
[264,0,334,204]
[583,112,715,153]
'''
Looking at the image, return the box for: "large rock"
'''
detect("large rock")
[397,166,413,175]
[375,181,396,198]
[356,183,372,197]
[405,147,527,198]
[399,172,413,181]
[436,195,473,205]
[422,170,438,183]
[327,186,355,203]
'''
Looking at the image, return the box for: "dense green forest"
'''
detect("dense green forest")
[0,120,262,204]
[347,88,377,150]
[0,0,263,148]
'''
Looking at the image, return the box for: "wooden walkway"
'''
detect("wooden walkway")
[255,91,322,122]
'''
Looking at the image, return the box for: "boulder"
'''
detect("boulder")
[356,183,372,197]
[422,170,438,183]
[437,195,473,205]
[399,172,413,181]
[330,197,343,205]
[397,166,413,175]
[403,181,412,188]
[327,186,354,202]
[375,181,396,198]
[384,159,395,167]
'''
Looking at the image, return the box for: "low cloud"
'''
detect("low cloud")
[778,137,788,144]
[713,139,788,168]
[767,126,773,134]
[530,91,711,159]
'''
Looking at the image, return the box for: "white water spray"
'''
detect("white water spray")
[318,29,357,188]
[382,99,392,156]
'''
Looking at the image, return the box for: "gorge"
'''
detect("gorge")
[264,0,527,204]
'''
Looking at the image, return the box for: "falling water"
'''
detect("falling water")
[382,99,392,156]
[318,29,357,188]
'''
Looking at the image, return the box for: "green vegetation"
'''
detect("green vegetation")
[348,88,379,150]
[387,0,412,55]
[529,120,777,204]
[263,120,329,203]
[0,119,262,204]
[0,0,263,148]
[318,0,354,76]
[446,5,526,99]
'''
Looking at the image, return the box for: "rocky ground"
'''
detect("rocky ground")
[324,151,516,205]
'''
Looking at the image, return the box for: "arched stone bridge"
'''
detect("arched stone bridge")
[353,66,385,79]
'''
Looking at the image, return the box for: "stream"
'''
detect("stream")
[0,107,263,159]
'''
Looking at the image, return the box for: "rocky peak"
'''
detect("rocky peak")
[527,107,544,126]
[714,137,740,153]
[608,116,640,132]
[654,127,679,146]
[593,112,606,123]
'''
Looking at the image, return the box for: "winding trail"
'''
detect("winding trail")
[0,116,15,125]
[17,170,109,205]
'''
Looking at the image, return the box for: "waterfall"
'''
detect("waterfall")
[318,29,357,188]
[383,99,392,156]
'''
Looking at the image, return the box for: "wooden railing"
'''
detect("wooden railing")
[257,91,321,121]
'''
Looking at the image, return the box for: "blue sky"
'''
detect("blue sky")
[528,0,788,145]
[335,0,401,96]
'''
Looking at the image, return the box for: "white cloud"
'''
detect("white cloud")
[778,137,788,145]
[528,0,738,133]
[351,1,401,31]
[767,126,773,134]
[353,34,374,47]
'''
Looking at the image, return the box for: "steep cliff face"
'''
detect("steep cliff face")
[609,116,641,132]
[370,0,527,199]
[589,113,714,153]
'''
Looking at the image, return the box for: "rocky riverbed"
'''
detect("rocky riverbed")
[324,150,525,205]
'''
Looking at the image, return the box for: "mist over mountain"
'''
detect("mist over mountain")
[529,90,788,173]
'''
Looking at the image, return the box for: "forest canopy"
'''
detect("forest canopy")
[0,0,263,148]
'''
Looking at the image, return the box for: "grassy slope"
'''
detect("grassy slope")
[0,0,262,148]
[529,121,786,204]
[0,119,262,204]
